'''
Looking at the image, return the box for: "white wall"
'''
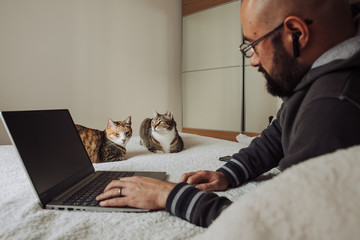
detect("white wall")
[0,0,182,144]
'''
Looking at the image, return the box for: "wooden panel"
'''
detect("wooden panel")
[182,0,234,16]
[182,128,259,142]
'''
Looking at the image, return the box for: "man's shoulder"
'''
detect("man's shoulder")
[303,66,360,108]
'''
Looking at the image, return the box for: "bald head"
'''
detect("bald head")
[241,0,352,28]
[243,0,315,27]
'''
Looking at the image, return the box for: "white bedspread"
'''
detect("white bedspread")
[196,145,360,240]
[0,133,278,240]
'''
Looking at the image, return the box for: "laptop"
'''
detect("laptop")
[0,109,166,212]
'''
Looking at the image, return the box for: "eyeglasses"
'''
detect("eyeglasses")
[239,22,284,58]
[239,20,313,58]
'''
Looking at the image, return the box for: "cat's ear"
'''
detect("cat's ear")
[165,110,173,120]
[124,116,132,125]
[152,109,159,118]
[107,118,116,128]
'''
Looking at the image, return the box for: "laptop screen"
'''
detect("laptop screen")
[1,110,94,203]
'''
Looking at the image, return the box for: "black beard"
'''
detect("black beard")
[259,32,309,98]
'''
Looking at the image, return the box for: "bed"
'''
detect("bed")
[1,133,359,240]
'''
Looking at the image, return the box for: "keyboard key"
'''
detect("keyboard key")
[62,171,134,206]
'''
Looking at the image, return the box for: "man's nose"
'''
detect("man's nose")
[250,51,261,67]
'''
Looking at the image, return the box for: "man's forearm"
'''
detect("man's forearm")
[165,182,232,227]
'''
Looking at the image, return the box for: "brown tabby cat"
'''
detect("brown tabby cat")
[139,110,183,153]
[76,116,132,163]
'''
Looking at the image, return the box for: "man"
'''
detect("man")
[96,0,360,227]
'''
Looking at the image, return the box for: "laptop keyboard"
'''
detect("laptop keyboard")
[62,171,134,207]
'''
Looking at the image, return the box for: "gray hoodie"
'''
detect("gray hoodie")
[165,3,360,228]
[220,6,360,186]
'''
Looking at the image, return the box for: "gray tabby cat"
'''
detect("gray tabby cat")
[139,110,184,153]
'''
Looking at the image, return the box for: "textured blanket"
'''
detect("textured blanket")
[0,133,278,240]
[196,145,360,240]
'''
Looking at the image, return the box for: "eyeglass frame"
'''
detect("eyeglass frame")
[239,19,313,58]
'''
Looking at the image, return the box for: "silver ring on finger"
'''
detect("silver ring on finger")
[118,188,122,197]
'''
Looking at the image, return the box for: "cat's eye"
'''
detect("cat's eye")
[115,133,120,137]
[126,131,130,136]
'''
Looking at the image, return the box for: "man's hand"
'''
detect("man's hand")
[179,170,229,192]
[96,176,176,209]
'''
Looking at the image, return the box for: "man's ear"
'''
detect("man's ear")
[283,16,310,56]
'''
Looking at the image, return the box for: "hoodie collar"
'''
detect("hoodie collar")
[288,11,360,97]
[311,16,360,69]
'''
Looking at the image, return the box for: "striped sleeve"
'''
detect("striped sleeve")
[217,158,250,187]
[217,118,284,187]
[165,182,232,227]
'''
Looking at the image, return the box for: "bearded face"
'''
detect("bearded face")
[259,32,309,98]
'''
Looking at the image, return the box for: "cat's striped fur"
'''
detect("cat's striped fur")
[139,110,183,153]
[76,116,132,163]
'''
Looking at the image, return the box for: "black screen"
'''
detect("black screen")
[2,110,93,200]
